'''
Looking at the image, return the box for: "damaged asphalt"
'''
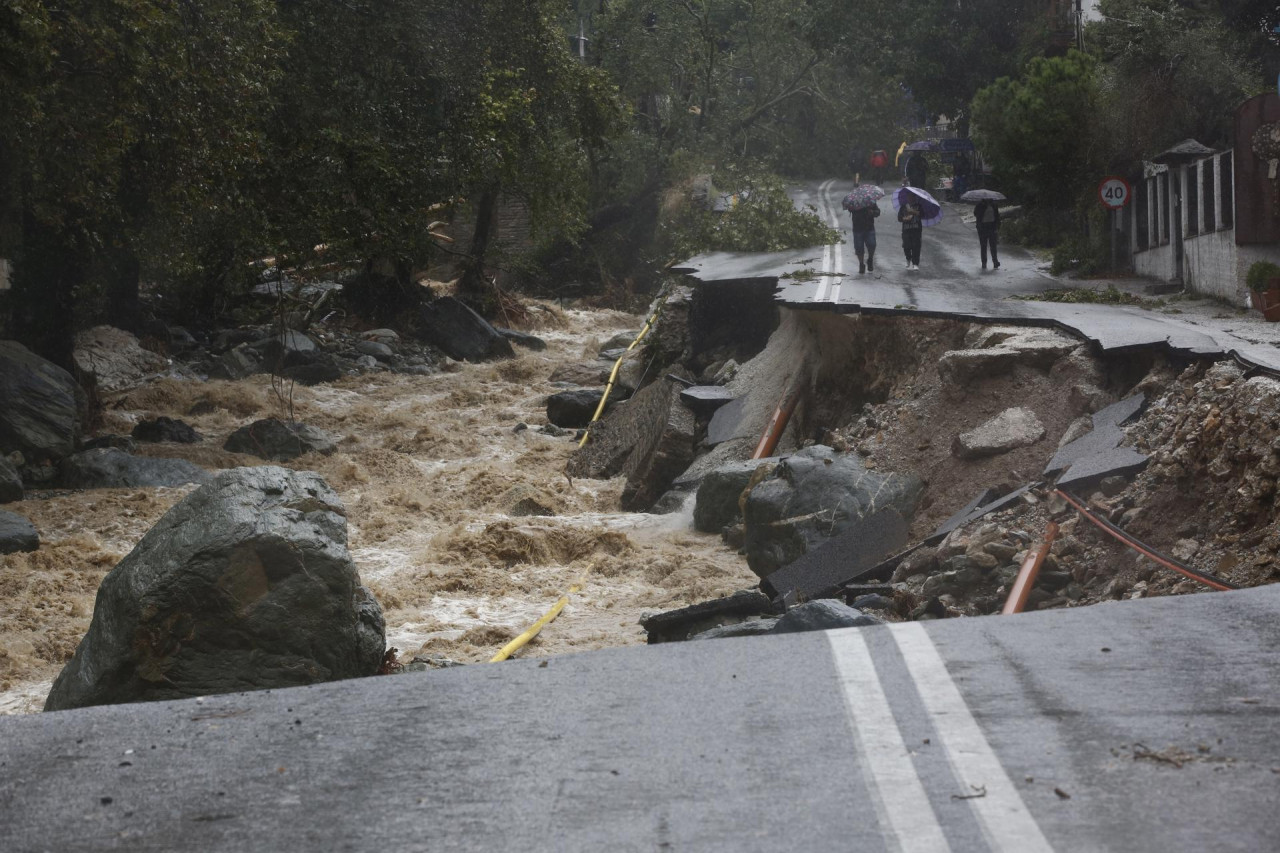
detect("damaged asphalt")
[673,179,1280,374]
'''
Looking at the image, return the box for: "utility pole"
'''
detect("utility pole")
[1075,0,1084,52]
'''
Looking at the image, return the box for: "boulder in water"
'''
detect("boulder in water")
[132,416,203,444]
[417,297,514,362]
[224,418,338,461]
[45,466,385,711]
[0,455,23,503]
[72,326,167,394]
[0,510,38,554]
[60,448,211,489]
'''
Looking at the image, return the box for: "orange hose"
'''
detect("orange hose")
[752,386,802,460]
[1053,490,1235,592]
[1002,522,1059,614]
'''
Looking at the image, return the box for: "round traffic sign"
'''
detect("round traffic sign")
[1098,176,1131,209]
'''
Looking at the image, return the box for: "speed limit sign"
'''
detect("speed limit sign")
[1098,176,1131,209]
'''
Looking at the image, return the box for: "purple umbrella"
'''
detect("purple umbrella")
[892,186,943,227]
[842,184,886,211]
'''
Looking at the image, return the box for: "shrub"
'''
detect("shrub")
[1246,261,1280,293]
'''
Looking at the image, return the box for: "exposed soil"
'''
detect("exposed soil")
[0,305,758,714]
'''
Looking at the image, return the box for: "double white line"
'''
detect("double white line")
[829,623,1054,852]
[817,179,844,304]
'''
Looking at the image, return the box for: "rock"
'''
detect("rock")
[850,593,894,611]
[649,490,691,515]
[600,330,641,352]
[417,297,514,362]
[690,620,779,641]
[952,407,1045,459]
[741,445,924,577]
[0,340,83,462]
[82,434,137,452]
[278,358,344,386]
[214,343,261,380]
[693,460,768,533]
[213,328,261,352]
[496,328,547,351]
[44,467,385,711]
[72,326,167,393]
[355,355,380,370]
[620,374,697,512]
[600,347,627,361]
[548,362,609,386]
[131,417,202,444]
[258,330,318,363]
[361,328,400,345]
[355,340,394,361]
[0,455,23,503]
[223,419,337,461]
[937,347,1022,385]
[984,542,1019,563]
[892,546,938,582]
[770,600,884,634]
[1058,415,1093,448]
[1172,538,1200,561]
[712,359,739,385]
[59,448,211,489]
[547,389,606,429]
[0,510,39,554]
[1099,475,1128,497]
[498,484,557,517]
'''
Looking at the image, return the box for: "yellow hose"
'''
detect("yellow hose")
[577,287,670,448]
[489,562,593,663]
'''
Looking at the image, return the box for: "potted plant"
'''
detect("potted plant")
[1247,260,1280,321]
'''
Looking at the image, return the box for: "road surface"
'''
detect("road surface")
[2,583,1279,851]
[673,179,1280,373]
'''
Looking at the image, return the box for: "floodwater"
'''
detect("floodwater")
[0,306,757,714]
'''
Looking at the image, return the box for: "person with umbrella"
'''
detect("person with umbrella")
[843,185,885,274]
[962,189,1006,270]
[893,186,943,271]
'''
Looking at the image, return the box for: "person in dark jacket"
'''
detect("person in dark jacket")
[905,152,928,189]
[974,198,1001,269]
[899,199,923,270]
[849,204,880,274]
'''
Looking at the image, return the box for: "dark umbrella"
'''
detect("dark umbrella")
[960,189,1007,203]
[842,184,886,211]
[892,186,943,226]
[903,140,940,152]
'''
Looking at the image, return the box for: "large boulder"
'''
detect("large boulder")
[547,389,606,428]
[0,340,83,462]
[742,445,923,577]
[693,460,770,533]
[224,418,338,461]
[951,407,1045,459]
[0,455,23,503]
[417,297,514,362]
[45,467,384,711]
[60,448,211,489]
[0,510,39,554]
[72,326,168,394]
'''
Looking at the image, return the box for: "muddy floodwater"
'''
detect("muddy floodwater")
[0,306,758,715]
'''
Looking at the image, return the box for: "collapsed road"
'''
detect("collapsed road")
[7,178,1280,850]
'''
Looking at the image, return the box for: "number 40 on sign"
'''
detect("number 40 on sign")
[1098,176,1131,209]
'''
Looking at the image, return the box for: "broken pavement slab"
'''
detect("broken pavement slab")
[928,484,1036,544]
[1044,394,1148,487]
[679,385,736,417]
[760,506,909,602]
[641,590,777,644]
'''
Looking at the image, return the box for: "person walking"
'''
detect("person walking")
[850,203,879,274]
[974,197,1001,269]
[899,198,923,270]
[905,152,928,190]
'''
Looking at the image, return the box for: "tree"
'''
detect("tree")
[971,50,1101,206]
[0,0,282,363]
[1089,0,1263,164]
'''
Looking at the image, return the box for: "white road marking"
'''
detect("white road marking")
[892,622,1055,853]
[828,628,952,853]
[829,181,844,304]
[816,179,835,302]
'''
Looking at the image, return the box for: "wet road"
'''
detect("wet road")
[674,179,1280,372]
[2,584,1279,852]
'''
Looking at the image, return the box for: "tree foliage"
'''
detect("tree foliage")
[971,50,1100,206]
